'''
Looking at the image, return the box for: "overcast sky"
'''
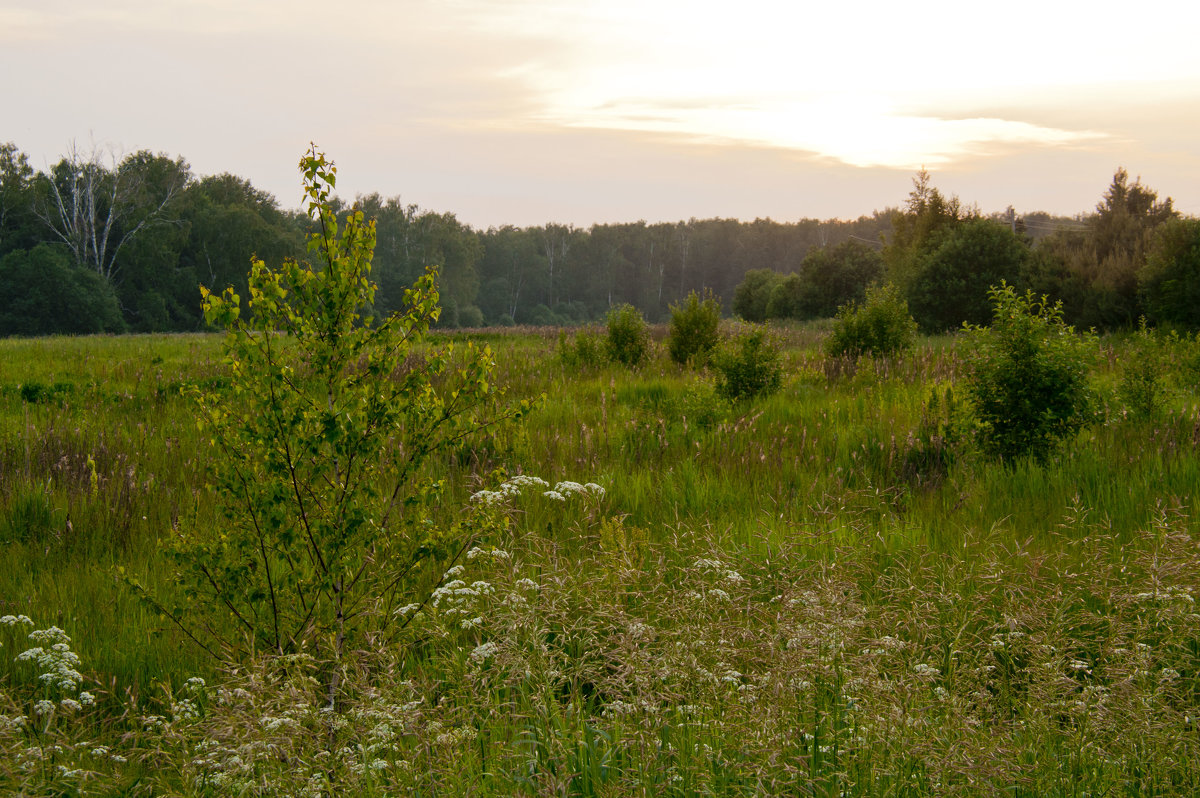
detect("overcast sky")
[4,0,1199,227]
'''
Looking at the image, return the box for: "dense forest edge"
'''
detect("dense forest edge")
[4,141,1196,336]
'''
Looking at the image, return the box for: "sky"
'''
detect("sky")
[4,0,1200,228]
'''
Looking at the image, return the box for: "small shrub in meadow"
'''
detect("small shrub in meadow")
[557,327,607,369]
[825,283,917,358]
[712,325,783,401]
[965,283,1095,463]
[667,290,721,366]
[1118,321,1172,419]
[606,303,650,367]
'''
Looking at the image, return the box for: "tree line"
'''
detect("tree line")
[732,168,1200,333]
[3,141,1194,336]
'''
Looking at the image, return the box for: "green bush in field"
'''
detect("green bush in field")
[825,283,917,358]
[558,327,607,369]
[712,325,783,401]
[1118,321,1172,420]
[158,147,519,672]
[1139,217,1200,329]
[965,283,1095,463]
[606,303,650,367]
[667,290,721,366]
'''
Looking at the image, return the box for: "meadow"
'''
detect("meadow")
[2,323,1200,796]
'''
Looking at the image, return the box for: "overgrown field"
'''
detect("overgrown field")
[2,325,1200,795]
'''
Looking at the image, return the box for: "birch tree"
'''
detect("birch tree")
[37,143,188,283]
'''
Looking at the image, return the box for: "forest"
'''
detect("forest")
[7,141,1194,337]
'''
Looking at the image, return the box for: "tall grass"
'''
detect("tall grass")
[1,325,1199,794]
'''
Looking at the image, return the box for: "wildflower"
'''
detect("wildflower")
[507,474,549,488]
[470,641,499,661]
[18,627,84,692]
[470,489,504,505]
[542,490,566,501]
[394,603,421,618]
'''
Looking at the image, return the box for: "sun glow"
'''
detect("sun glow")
[454,0,1198,170]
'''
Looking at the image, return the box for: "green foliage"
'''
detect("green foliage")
[883,169,968,292]
[965,283,1095,463]
[712,325,783,401]
[1118,321,1172,420]
[667,289,722,365]
[0,245,125,336]
[1139,217,1200,329]
[606,303,650,367]
[907,218,1031,333]
[731,269,783,322]
[825,283,917,358]
[558,327,608,370]
[768,240,885,320]
[1035,169,1177,330]
[168,147,513,662]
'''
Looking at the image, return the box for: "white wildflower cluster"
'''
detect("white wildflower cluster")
[470,475,605,506]
[692,557,745,584]
[470,641,500,662]
[545,480,605,500]
[911,663,941,679]
[466,546,512,561]
[430,562,495,624]
[17,626,84,692]
[470,474,548,505]
[1133,586,1196,604]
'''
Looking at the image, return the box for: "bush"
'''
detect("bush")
[558,327,607,369]
[667,290,721,365]
[0,244,126,336]
[712,325,783,401]
[906,218,1030,333]
[606,304,650,367]
[1139,217,1200,329]
[732,269,783,322]
[825,283,917,358]
[965,283,1095,463]
[1118,321,1171,420]
[162,148,516,666]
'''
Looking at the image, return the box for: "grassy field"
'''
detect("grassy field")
[2,325,1200,795]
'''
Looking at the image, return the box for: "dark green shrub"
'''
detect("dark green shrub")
[558,328,607,369]
[0,244,126,336]
[18,381,74,405]
[906,218,1030,333]
[768,240,885,321]
[712,325,783,401]
[825,283,917,358]
[606,304,650,367]
[965,283,1095,463]
[1118,321,1171,420]
[667,290,721,366]
[457,305,485,328]
[1139,218,1200,329]
[732,269,783,322]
